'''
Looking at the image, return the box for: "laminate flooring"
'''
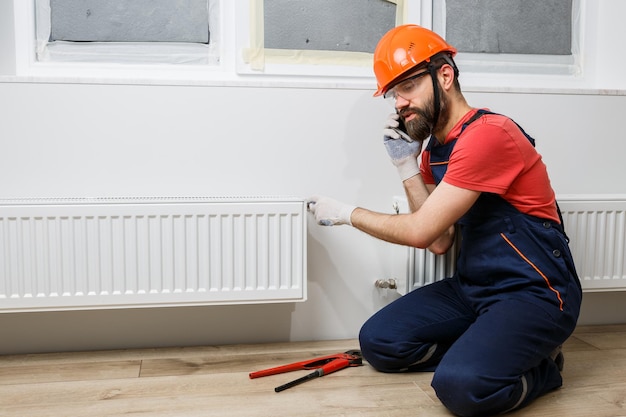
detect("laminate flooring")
[1,324,625,417]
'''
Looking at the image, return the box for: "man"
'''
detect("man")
[307,24,582,416]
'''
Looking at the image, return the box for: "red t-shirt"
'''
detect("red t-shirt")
[420,109,560,223]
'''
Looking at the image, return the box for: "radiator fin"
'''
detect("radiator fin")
[0,198,307,312]
[559,199,626,291]
[394,196,626,294]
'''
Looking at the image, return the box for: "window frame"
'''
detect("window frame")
[36,0,219,67]
[235,0,411,79]
[13,0,228,83]
[432,0,582,77]
[1,0,604,95]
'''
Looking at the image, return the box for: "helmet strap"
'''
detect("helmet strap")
[428,62,441,133]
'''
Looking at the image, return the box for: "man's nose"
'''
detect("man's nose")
[394,95,410,110]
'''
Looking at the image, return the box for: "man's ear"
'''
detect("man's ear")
[438,64,456,91]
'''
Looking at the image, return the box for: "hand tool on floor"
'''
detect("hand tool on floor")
[249,349,363,392]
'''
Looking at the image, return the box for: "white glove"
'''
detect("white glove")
[383,113,423,181]
[383,112,414,142]
[306,195,356,226]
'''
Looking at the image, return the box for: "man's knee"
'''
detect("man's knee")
[432,365,524,417]
[358,323,403,372]
[432,367,482,416]
[359,323,439,373]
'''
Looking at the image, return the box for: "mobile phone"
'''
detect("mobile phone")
[394,114,414,142]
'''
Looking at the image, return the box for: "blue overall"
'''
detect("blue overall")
[359,111,582,416]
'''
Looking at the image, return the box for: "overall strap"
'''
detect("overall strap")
[435,109,569,241]
[460,108,490,134]
[465,109,536,147]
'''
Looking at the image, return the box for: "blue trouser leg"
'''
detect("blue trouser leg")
[360,197,581,416]
[359,276,580,417]
[431,297,577,417]
[359,277,475,372]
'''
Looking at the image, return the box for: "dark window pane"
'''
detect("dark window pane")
[50,0,210,43]
[445,0,572,55]
[263,0,395,53]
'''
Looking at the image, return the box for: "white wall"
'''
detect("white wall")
[1,0,626,354]
[1,82,625,354]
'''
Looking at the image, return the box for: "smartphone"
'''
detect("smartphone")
[394,114,414,143]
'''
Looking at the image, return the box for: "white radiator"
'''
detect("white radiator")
[559,196,626,292]
[392,195,626,294]
[0,197,307,312]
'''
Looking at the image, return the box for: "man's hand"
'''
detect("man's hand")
[383,112,414,142]
[306,196,356,226]
[383,113,423,181]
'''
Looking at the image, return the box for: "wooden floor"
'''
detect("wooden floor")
[1,324,626,417]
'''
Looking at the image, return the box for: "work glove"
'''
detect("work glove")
[306,195,356,226]
[383,113,422,181]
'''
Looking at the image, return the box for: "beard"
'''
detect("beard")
[401,86,450,142]
[403,105,434,142]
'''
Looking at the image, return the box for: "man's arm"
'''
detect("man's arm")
[400,174,456,254]
[350,180,480,250]
[307,114,478,249]
[402,175,454,255]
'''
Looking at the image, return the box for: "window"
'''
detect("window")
[264,0,394,53]
[432,0,580,76]
[237,0,407,78]
[35,0,220,66]
[2,0,603,92]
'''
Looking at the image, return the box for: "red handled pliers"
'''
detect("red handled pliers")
[249,349,363,392]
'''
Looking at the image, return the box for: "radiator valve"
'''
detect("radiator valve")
[374,278,397,290]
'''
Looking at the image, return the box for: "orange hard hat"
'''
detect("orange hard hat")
[373,24,457,97]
